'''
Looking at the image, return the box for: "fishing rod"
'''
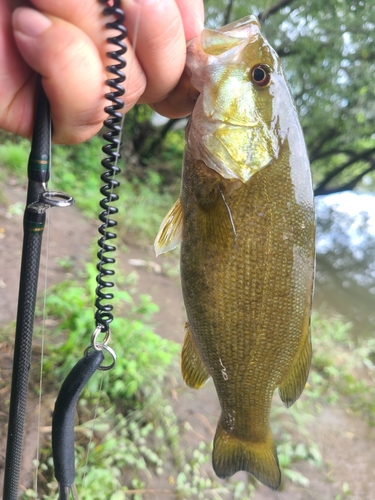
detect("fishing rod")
[2,0,126,497]
[2,79,74,499]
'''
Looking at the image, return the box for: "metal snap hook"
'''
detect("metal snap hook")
[91,325,111,348]
[87,326,116,370]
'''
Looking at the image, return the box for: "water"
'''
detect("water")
[314,191,375,336]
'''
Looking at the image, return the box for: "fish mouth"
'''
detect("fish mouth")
[186,17,261,94]
[218,15,261,37]
[186,15,261,61]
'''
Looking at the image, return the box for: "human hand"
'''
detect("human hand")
[1,0,204,144]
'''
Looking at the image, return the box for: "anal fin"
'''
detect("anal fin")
[278,331,312,408]
[181,323,210,389]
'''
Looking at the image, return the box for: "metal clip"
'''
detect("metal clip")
[85,325,117,371]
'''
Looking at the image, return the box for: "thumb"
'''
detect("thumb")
[13,7,107,144]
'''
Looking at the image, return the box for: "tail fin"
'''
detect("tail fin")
[212,420,281,490]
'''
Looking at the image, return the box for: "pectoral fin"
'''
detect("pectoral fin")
[197,187,236,248]
[278,331,312,408]
[181,323,210,389]
[154,198,183,256]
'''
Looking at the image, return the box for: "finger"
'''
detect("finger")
[174,0,205,40]
[28,0,114,63]
[149,68,199,118]
[29,0,185,115]
[0,0,35,137]
[13,7,105,143]
[24,0,146,117]
[12,7,142,143]
[148,0,204,117]
[122,0,187,105]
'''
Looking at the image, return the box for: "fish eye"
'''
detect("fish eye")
[250,64,271,87]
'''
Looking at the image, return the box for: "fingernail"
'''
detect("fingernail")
[13,7,52,37]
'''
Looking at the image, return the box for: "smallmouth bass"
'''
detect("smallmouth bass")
[155,16,315,490]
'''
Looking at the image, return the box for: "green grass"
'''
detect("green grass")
[26,262,180,499]
[0,135,177,246]
[25,264,258,499]
[266,312,375,490]
[25,266,374,499]
[2,134,374,498]
[52,137,177,245]
[117,171,176,245]
[0,138,29,179]
[308,312,375,425]
[40,261,178,403]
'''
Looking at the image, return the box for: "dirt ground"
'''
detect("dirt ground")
[1,180,375,500]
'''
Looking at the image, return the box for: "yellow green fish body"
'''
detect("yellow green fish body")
[155,16,315,490]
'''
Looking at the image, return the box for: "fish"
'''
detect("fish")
[154,15,315,490]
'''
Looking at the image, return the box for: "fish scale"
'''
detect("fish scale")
[155,15,315,490]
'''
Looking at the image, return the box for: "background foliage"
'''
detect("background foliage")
[125,0,375,197]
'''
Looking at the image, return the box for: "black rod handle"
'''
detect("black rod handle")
[3,222,45,500]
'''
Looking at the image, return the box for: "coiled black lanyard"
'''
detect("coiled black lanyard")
[2,1,126,498]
